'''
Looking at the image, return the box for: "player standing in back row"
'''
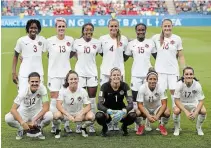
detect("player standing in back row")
[99,18,128,130]
[72,23,101,133]
[124,23,157,131]
[12,19,46,93]
[151,19,186,128]
[46,17,74,134]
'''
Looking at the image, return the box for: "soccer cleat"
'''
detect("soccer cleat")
[51,126,56,134]
[145,120,152,131]
[121,125,129,136]
[81,127,88,137]
[76,124,82,133]
[89,125,96,133]
[101,125,108,137]
[113,123,119,131]
[37,133,45,140]
[55,129,61,139]
[197,128,204,136]
[16,130,24,140]
[136,125,145,135]
[64,126,72,133]
[159,125,168,136]
[173,128,180,136]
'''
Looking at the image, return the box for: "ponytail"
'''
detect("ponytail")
[117,29,121,47]
[160,30,164,46]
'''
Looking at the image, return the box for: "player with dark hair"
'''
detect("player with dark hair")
[136,70,170,136]
[53,70,95,138]
[99,17,128,130]
[96,68,136,136]
[173,67,206,136]
[46,17,74,134]
[71,23,101,133]
[5,72,53,140]
[12,19,46,93]
[124,23,157,131]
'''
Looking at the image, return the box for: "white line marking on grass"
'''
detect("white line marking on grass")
[1,52,13,55]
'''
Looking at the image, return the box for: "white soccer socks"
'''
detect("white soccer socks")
[196,114,206,136]
[173,114,180,136]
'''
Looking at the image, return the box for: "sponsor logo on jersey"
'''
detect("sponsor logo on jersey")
[120,90,124,95]
[170,40,175,45]
[67,42,71,46]
[38,41,42,46]
[93,45,96,49]
[78,97,82,101]
[145,44,149,48]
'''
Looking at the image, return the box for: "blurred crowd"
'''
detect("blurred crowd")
[1,0,211,16]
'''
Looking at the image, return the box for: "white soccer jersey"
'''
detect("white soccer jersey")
[46,36,74,78]
[136,83,167,109]
[58,87,90,114]
[174,80,205,105]
[15,35,46,77]
[73,38,101,77]
[125,38,156,77]
[151,34,183,74]
[14,84,48,114]
[99,34,128,75]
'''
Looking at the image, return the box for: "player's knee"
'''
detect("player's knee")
[5,113,14,124]
[164,108,171,118]
[199,107,207,115]
[53,111,62,120]
[173,107,181,115]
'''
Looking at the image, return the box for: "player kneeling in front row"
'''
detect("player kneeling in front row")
[173,67,206,136]
[5,72,53,140]
[96,68,136,137]
[136,70,170,136]
[53,70,95,138]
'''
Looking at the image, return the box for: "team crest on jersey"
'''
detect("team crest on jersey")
[67,42,71,46]
[145,44,149,48]
[119,42,122,46]
[38,41,42,46]
[120,90,124,95]
[155,93,159,97]
[78,97,82,101]
[192,90,197,94]
[93,45,96,49]
[37,94,41,98]
[170,40,175,45]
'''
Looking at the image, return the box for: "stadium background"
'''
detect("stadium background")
[1,0,211,148]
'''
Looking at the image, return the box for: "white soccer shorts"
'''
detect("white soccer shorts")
[47,77,65,92]
[78,76,98,88]
[130,76,146,91]
[158,73,178,90]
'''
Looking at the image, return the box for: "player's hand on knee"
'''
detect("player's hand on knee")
[68,115,75,122]
[147,115,156,123]
[185,110,192,120]
[106,109,114,115]
[21,122,30,130]
[12,73,18,84]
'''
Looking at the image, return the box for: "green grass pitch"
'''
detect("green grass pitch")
[1,27,211,148]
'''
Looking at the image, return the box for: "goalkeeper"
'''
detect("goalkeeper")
[96,68,136,137]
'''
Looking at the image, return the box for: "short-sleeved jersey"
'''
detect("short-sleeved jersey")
[136,83,167,109]
[15,35,46,77]
[73,38,101,77]
[151,34,183,74]
[174,80,205,105]
[125,38,156,77]
[14,84,48,113]
[99,34,128,75]
[99,81,130,110]
[58,87,90,114]
[46,36,74,78]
